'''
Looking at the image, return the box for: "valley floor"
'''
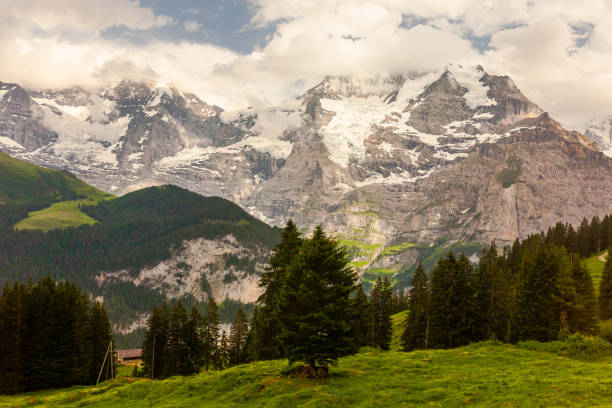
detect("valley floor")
[3,342,612,407]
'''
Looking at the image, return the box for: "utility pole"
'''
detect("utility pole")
[111,340,114,379]
[151,335,156,380]
[96,341,112,385]
[425,284,431,350]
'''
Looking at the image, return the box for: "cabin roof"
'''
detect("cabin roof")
[116,349,142,359]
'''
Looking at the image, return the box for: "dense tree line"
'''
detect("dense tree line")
[543,215,612,257]
[0,278,114,394]
[402,234,601,351]
[141,297,253,379]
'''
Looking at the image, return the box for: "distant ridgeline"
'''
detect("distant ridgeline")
[0,154,281,344]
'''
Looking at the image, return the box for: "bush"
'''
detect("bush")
[357,346,380,354]
[517,333,612,360]
[599,320,612,342]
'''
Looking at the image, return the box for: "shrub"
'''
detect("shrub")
[517,333,612,360]
[357,346,380,354]
[599,320,612,342]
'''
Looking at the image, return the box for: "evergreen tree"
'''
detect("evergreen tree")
[219,331,229,369]
[401,261,429,351]
[577,218,591,257]
[184,305,204,374]
[566,224,579,255]
[571,259,598,335]
[378,277,393,350]
[0,283,23,393]
[553,247,579,335]
[349,284,370,351]
[89,301,113,383]
[428,253,477,348]
[142,303,169,379]
[202,297,220,370]
[367,276,392,349]
[368,276,382,347]
[516,246,561,341]
[251,220,303,361]
[474,244,512,342]
[167,301,189,376]
[591,216,602,254]
[229,308,249,366]
[600,250,612,319]
[276,226,357,376]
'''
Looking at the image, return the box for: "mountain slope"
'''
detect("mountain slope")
[2,65,612,288]
[0,165,280,339]
[0,151,106,204]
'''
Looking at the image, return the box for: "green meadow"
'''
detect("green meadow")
[4,342,612,407]
[14,200,99,232]
[584,251,607,293]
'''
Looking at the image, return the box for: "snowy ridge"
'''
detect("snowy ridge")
[315,65,526,186]
[446,64,497,109]
[0,65,557,217]
[583,116,612,157]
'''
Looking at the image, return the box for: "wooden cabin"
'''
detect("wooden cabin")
[116,349,142,365]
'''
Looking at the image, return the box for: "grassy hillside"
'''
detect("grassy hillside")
[0,152,111,231]
[14,200,99,231]
[583,251,607,294]
[3,342,612,407]
[391,310,409,351]
[0,152,106,205]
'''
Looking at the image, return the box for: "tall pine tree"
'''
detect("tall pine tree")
[276,226,357,377]
[250,220,303,361]
[428,253,477,348]
[203,297,220,370]
[401,261,429,351]
[142,303,169,379]
[349,284,370,351]
[229,308,249,366]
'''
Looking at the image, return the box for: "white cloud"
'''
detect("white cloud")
[1,0,173,34]
[184,20,202,32]
[1,0,612,127]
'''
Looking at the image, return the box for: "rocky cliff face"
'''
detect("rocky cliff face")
[96,234,270,333]
[2,64,611,288]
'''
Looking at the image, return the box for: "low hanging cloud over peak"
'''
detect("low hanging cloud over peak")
[1,0,612,128]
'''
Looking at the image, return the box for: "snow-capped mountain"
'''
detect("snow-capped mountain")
[2,64,612,281]
[583,116,612,157]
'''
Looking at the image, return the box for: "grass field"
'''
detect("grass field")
[4,342,612,407]
[391,309,409,351]
[14,200,99,231]
[583,251,607,294]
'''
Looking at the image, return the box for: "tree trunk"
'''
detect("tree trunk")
[309,359,317,378]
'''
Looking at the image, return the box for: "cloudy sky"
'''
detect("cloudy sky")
[2,0,611,128]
